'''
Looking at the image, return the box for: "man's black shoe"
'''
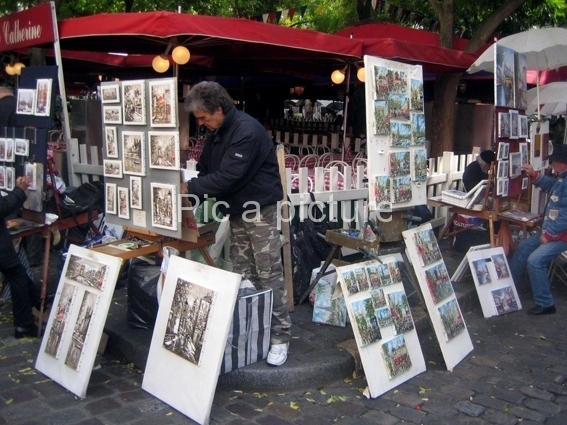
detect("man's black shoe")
[526,304,556,315]
[14,324,43,339]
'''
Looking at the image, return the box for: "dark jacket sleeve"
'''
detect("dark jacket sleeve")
[0,187,27,220]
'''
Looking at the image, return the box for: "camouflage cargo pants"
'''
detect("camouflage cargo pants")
[230,203,291,344]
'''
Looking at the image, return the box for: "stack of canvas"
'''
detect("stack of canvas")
[441,180,487,209]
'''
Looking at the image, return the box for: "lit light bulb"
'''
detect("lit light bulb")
[14,63,25,75]
[357,67,366,83]
[152,55,170,73]
[331,69,345,84]
[5,64,16,76]
[172,46,190,65]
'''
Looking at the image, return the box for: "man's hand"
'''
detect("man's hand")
[521,164,535,178]
[15,176,30,191]
[540,234,548,244]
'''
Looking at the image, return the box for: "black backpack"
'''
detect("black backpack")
[59,181,103,219]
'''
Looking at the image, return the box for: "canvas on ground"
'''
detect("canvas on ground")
[337,257,426,398]
[402,223,474,371]
[142,256,240,425]
[35,245,123,398]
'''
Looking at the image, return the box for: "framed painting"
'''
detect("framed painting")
[148,131,180,170]
[509,152,522,177]
[151,183,177,231]
[522,177,529,190]
[122,131,146,176]
[519,115,529,139]
[35,78,52,116]
[103,159,123,178]
[15,138,29,156]
[497,160,508,179]
[5,167,14,190]
[520,142,529,166]
[104,126,118,158]
[36,245,123,398]
[0,138,5,160]
[142,256,240,425]
[105,183,117,214]
[25,162,37,191]
[495,45,515,108]
[118,187,130,219]
[103,106,122,124]
[16,88,35,115]
[497,142,508,160]
[149,79,176,127]
[5,138,14,162]
[122,80,146,125]
[509,110,519,139]
[0,166,5,189]
[101,84,120,103]
[498,113,510,138]
[130,176,142,209]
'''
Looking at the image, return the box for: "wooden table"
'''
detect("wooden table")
[496,210,541,254]
[90,226,216,266]
[428,198,499,247]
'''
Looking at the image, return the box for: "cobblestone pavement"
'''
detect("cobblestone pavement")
[1,255,566,424]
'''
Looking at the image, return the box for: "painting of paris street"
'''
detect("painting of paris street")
[412,228,442,267]
[351,297,382,347]
[148,131,180,170]
[65,290,99,371]
[122,131,146,176]
[438,298,466,341]
[381,334,412,379]
[151,183,177,231]
[424,263,454,304]
[122,80,146,125]
[45,283,78,358]
[388,291,415,334]
[65,254,109,291]
[163,278,217,366]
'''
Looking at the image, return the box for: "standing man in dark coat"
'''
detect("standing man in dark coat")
[1,175,39,337]
[183,81,291,366]
[0,86,17,127]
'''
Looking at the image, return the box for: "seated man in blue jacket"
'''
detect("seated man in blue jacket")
[510,144,567,315]
[182,81,291,366]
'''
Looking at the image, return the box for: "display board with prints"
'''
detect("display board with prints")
[100,78,182,238]
[35,245,124,398]
[336,257,426,398]
[402,223,474,371]
[467,246,522,318]
[363,55,427,212]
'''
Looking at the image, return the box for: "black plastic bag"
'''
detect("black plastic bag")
[127,258,161,330]
[290,224,320,304]
[302,218,338,261]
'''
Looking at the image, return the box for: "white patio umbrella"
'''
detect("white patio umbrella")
[526,81,567,116]
[468,27,567,116]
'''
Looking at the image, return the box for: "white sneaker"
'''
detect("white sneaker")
[267,343,289,366]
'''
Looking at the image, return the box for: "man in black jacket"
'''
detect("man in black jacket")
[0,86,17,127]
[1,175,40,338]
[183,82,291,366]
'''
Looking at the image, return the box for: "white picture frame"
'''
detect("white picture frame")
[130,176,142,209]
[103,159,123,179]
[0,166,5,189]
[25,162,37,191]
[509,110,519,139]
[5,138,15,162]
[142,256,240,425]
[5,166,14,190]
[15,138,29,156]
[16,88,35,115]
[148,131,180,170]
[35,245,123,398]
[509,152,522,178]
[105,183,117,214]
[122,80,146,125]
[117,187,130,219]
[103,106,122,124]
[519,115,529,138]
[101,84,120,103]
[337,257,426,398]
[104,126,118,158]
[122,131,146,176]
[522,177,529,190]
[149,79,177,127]
[150,182,177,231]
[402,223,473,372]
[520,142,529,166]
[467,246,522,317]
[34,78,52,116]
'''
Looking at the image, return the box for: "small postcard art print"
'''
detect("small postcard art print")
[438,298,466,342]
[151,183,177,231]
[381,334,412,379]
[351,297,382,347]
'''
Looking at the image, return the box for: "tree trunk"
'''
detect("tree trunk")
[430,73,462,158]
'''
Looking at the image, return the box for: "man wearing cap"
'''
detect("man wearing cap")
[462,150,496,192]
[510,144,567,315]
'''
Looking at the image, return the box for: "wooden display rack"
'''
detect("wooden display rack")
[91,225,216,266]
